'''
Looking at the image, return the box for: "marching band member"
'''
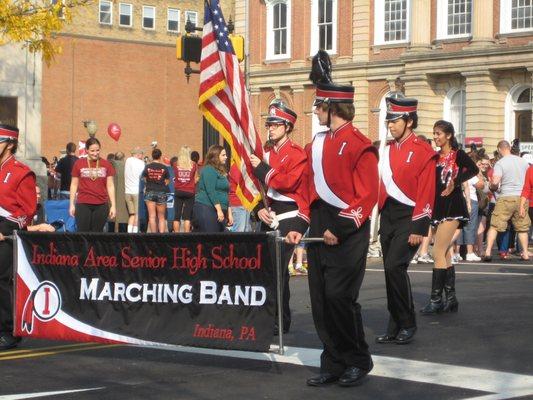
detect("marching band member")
[250,100,308,335]
[375,97,437,345]
[287,80,379,387]
[0,124,37,350]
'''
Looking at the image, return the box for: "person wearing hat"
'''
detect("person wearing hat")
[250,99,308,335]
[287,82,378,387]
[375,97,438,345]
[0,124,37,350]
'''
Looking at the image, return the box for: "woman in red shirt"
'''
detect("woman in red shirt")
[70,137,116,232]
[172,146,196,233]
[519,154,533,248]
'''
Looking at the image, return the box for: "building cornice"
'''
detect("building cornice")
[56,32,176,48]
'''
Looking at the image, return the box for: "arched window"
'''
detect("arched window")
[444,88,466,146]
[505,84,533,143]
[266,0,291,60]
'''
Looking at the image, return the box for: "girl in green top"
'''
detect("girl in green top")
[193,145,233,232]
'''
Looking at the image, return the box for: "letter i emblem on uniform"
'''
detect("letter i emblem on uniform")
[338,142,347,155]
[406,151,414,163]
[3,173,11,183]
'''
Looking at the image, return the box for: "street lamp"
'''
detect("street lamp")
[83,120,97,138]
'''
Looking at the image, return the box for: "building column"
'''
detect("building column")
[353,78,370,136]
[352,0,371,62]
[462,71,501,150]
[290,85,307,145]
[403,75,441,137]
[409,0,431,52]
[469,0,494,47]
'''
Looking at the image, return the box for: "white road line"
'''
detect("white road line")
[366,268,530,276]
[0,388,104,400]
[456,262,532,268]
[141,344,533,400]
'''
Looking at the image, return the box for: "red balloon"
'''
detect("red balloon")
[163,156,170,165]
[107,123,121,142]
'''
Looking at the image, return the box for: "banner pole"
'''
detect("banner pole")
[274,232,284,355]
[12,230,18,333]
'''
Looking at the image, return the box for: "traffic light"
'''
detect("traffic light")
[176,35,202,63]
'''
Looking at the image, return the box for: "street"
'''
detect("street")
[1,257,533,400]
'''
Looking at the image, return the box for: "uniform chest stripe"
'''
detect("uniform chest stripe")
[381,146,415,207]
[312,134,349,209]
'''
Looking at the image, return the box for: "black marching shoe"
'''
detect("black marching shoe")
[375,333,397,344]
[442,266,459,312]
[306,373,339,387]
[0,334,21,351]
[420,268,447,315]
[394,327,417,344]
[338,361,374,387]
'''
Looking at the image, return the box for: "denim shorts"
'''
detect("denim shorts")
[144,191,169,205]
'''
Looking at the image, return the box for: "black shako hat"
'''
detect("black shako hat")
[385,97,418,121]
[266,100,297,129]
[313,83,355,107]
[0,124,19,142]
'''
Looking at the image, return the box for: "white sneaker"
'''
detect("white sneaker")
[418,253,434,263]
[410,254,419,264]
[465,253,481,262]
[451,254,461,264]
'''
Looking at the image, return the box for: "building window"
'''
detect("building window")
[374,0,410,45]
[266,0,291,60]
[99,0,112,25]
[142,6,155,30]
[310,0,337,55]
[0,97,18,128]
[444,88,466,146]
[437,0,471,39]
[167,8,180,32]
[184,10,198,29]
[119,3,132,27]
[501,0,533,33]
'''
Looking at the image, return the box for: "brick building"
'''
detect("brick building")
[235,0,533,152]
[41,0,234,160]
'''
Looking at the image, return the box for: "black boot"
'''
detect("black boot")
[420,269,447,315]
[442,266,459,312]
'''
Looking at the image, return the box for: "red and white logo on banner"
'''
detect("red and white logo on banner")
[21,281,62,334]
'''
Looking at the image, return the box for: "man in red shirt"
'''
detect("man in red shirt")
[375,97,437,345]
[287,82,378,387]
[0,124,37,350]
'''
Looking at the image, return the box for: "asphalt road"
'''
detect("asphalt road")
[1,256,533,400]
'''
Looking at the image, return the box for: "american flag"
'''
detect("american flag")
[198,0,263,210]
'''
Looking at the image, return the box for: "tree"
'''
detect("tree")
[0,0,92,63]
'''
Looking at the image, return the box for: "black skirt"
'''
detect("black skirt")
[431,186,469,227]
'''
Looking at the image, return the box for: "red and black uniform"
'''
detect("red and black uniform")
[301,121,378,377]
[0,155,36,337]
[378,132,437,335]
[253,138,308,332]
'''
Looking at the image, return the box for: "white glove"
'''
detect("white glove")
[268,211,279,230]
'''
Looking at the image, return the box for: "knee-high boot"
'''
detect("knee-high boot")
[442,266,459,313]
[420,269,447,315]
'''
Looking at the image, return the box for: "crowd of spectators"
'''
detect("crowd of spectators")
[412,139,532,264]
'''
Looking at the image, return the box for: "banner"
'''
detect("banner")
[14,232,276,352]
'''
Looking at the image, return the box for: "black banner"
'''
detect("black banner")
[14,232,276,352]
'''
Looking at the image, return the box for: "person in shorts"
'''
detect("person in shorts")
[142,148,170,233]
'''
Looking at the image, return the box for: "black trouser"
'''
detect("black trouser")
[75,203,109,232]
[307,201,372,376]
[379,199,418,334]
[261,201,297,331]
[0,220,18,335]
